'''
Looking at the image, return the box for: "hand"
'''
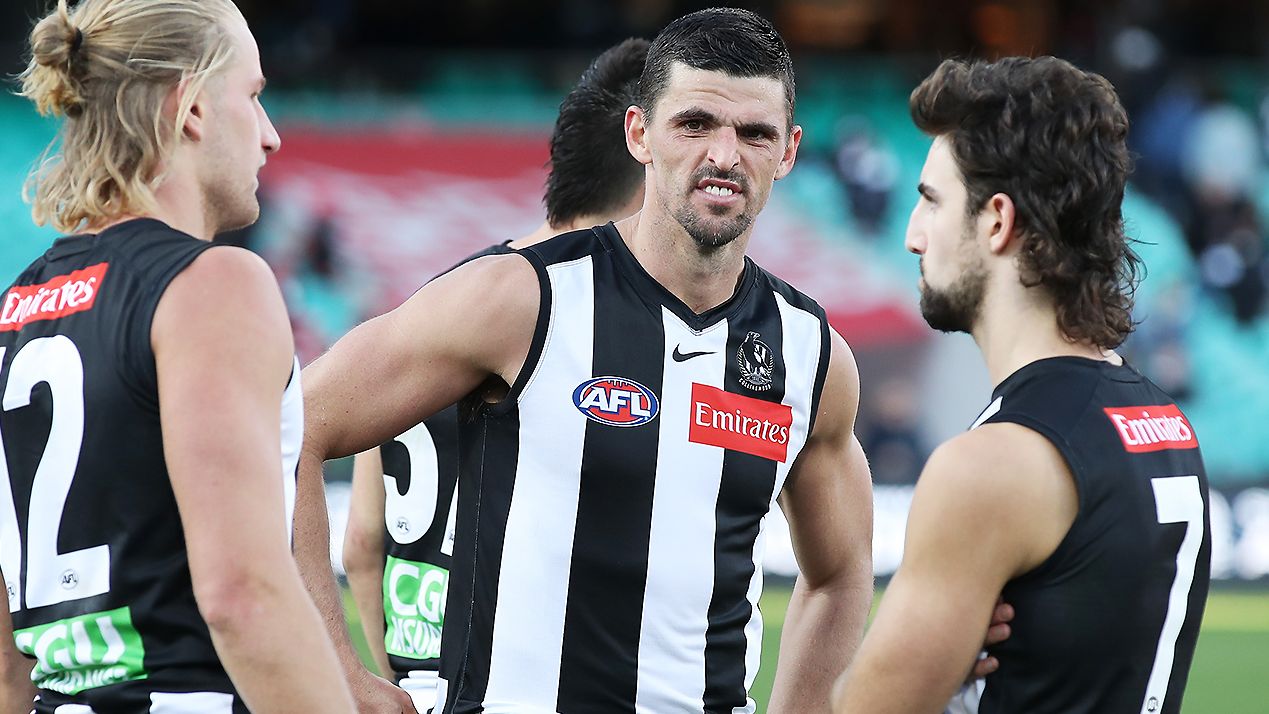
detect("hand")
[349,668,419,714]
[966,598,1014,681]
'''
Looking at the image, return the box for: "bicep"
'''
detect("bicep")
[155,249,298,583]
[780,329,872,586]
[302,253,539,460]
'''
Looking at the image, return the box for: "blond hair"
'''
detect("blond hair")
[19,0,245,233]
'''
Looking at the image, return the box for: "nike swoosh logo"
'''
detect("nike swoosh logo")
[672,345,715,362]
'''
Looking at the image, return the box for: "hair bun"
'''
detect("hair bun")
[23,11,86,117]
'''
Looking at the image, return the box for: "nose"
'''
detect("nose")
[260,106,281,155]
[904,204,925,255]
[707,127,740,171]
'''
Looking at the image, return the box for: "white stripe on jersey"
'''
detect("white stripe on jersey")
[483,256,594,711]
[149,691,234,713]
[280,356,303,541]
[633,309,730,713]
[732,292,823,714]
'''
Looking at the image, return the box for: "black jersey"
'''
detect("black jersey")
[438,224,833,714]
[971,357,1211,714]
[378,242,510,682]
[1,219,299,713]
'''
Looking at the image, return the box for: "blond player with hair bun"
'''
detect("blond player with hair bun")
[0,1,372,712]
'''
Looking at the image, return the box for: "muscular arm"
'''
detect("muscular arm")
[156,247,354,713]
[767,330,874,713]
[292,253,539,710]
[345,448,392,677]
[831,424,1078,714]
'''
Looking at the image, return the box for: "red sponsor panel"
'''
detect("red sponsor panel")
[1103,404,1199,453]
[0,263,109,332]
[689,383,793,462]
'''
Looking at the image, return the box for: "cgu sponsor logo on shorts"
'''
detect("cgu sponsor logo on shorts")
[0,263,108,332]
[14,606,146,695]
[689,382,793,462]
[1103,404,1198,453]
[572,376,659,427]
[383,557,447,661]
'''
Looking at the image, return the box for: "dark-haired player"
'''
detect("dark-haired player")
[341,37,650,712]
[833,56,1211,714]
[295,8,875,712]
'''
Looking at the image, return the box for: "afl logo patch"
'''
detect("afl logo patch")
[572,376,659,427]
[737,331,775,391]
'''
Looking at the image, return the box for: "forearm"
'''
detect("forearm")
[294,452,365,673]
[347,562,391,677]
[206,576,355,713]
[0,650,34,712]
[768,573,873,713]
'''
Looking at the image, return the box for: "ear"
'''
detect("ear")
[166,78,207,143]
[625,105,652,166]
[773,124,802,181]
[983,192,1018,254]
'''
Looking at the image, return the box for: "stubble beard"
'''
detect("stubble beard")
[673,167,753,250]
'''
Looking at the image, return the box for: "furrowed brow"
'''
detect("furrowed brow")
[670,108,719,126]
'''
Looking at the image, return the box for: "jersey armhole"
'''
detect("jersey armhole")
[119,240,218,410]
[984,413,1090,585]
[805,314,832,436]
[484,248,552,416]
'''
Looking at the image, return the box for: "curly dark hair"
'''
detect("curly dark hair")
[545,37,650,227]
[910,56,1142,349]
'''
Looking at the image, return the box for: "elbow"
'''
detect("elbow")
[341,529,381,578]
[193,567,285,636]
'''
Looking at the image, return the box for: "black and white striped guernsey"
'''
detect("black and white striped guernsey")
[439,223,832,714]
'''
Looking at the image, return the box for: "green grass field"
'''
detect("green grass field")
[346,586,1269,712]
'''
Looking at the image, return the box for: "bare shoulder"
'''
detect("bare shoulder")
[153,246,291,372]
[810,327,862,439]
[156,245,285,323]
[912,423,1077,577]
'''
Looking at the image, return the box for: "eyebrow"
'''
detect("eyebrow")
[668,107,780,140]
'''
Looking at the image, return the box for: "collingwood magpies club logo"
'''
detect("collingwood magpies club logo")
[737,331,775,391]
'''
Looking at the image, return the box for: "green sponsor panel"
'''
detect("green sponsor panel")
[14,606,146,695]
[383,556,448,660]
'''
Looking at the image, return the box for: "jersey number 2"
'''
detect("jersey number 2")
[1141,475,1204,714]
[0,336,108,612]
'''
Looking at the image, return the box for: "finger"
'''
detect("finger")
[984,622,1012,646]
[969,656,999,680]
[992,602,1015,624]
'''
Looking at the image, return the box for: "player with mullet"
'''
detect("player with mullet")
[342,37,650,712]
[0,1,355,712]
[832,57,1211,714]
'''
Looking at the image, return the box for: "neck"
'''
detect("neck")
[614,209,750,315]
[87,163,214,241]
[971,283,1117,386]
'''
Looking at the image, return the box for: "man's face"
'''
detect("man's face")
[638,63,800,250]
[198,16,280,234]
[905,136,988,334]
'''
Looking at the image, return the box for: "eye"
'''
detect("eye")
[683,119,705,132]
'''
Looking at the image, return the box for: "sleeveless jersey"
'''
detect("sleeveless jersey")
[0,219,302,713]
[968,357,1211,714]
[376,243,511,688]
[438,223,833,714]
